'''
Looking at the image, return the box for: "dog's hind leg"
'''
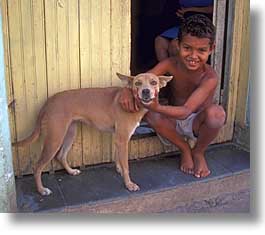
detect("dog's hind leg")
[34,139,63,196]
[34,122,70,196]
[56,122,81,176]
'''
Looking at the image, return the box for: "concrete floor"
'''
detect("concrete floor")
[15,143,250,213]
[163,189,250,213]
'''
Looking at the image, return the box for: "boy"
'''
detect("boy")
[119,14,226,178]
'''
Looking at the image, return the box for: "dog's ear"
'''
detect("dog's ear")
[116,73,134,87]
[158,75,173,88]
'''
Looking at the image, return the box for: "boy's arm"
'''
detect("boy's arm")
[183,6,213,14]
[183,78,217,113]
[176,5,213,19]
[145,77,217,119]
[147,58,172,75]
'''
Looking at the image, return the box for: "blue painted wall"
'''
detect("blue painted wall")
[0,8,17,212]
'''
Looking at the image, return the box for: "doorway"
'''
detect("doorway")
[130,0,182,75]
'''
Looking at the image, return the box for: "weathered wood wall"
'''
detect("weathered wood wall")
[0,0,249,176]
[233,0,250,150]
[212,0,226,103]
[234,0,250,128]
[220,0,250,142]
[1,0,133,176]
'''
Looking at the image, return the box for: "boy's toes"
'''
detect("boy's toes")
[194,171,201,178]
[188,168,194,174]
[201,170,211,178]
[180,166,185,173]
[180,166,194,175]
[194,169,211,178]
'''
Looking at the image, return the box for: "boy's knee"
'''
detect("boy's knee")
[155,36,169,48]
[205,105,226,128]
[168,39,179,56]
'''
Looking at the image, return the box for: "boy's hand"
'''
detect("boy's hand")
[119,88,140,112]
[176,7,186,18]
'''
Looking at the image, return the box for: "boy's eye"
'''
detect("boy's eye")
[150,80,158,86]
[199,48,207,52]
[134,81,142,86]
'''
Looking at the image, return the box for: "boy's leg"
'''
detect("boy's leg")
[154,36,170,62]
[192,105,226,178]
[145,111,194,174]
[168,39,179,57]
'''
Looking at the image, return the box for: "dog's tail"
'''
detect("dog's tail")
[12,109,45,147]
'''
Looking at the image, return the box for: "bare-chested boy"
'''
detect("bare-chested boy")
[119,14,226,178]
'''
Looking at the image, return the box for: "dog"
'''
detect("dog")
[13,73,172,196]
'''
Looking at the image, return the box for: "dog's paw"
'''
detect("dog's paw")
[68,169,81,176]
[40,187,52,196]
[126,181,140,192]
[116,165,122,176]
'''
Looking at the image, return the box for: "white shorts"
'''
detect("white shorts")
[175,112,198,140]
[157,113,199,146]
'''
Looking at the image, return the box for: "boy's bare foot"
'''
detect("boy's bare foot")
[192,150,211,178]
[180,151,194,175]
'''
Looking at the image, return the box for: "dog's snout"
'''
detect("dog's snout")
[142,89,150,96]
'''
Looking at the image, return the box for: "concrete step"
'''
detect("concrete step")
[16,143,250,213]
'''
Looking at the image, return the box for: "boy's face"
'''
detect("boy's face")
[177,34,215,71]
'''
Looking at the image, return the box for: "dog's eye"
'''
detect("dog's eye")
[134,81,142,86]
[150,80,158,86]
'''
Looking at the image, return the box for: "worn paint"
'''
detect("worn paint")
[0,8,17,212]
[1,0,250,176]
[2,0,134,175]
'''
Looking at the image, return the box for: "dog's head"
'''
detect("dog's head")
[116,73,173,105]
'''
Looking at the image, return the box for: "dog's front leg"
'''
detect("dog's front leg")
[114,134,140,192]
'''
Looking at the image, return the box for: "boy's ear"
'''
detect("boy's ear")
[209,42,216,55]
[116,73,134,87]
[158,75,173,88]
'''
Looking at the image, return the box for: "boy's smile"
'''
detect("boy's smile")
[178,34,214,71]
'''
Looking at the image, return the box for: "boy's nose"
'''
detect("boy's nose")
[190,50,198,58]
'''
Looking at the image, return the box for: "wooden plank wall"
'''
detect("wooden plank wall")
[234,0,250,128]
[0,0,250,176]
[2,0,49,175]
[231,0,250,150]
[212,0,227,104]
[220,0,250,142]
[0,0,133,176]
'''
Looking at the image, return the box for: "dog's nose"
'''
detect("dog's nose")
[142,89,150,97]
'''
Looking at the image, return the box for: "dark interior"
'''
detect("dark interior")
[130,1,180,137]
[130,1,215,137]
[130,0,215,75]
[131,0,180,75]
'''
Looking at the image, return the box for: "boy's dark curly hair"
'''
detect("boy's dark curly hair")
[178,14,216,46]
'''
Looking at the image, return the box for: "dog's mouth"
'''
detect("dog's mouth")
[136,88,156,105]
[139,97,154,105]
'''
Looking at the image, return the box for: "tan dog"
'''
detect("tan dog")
[13,73,172,196]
